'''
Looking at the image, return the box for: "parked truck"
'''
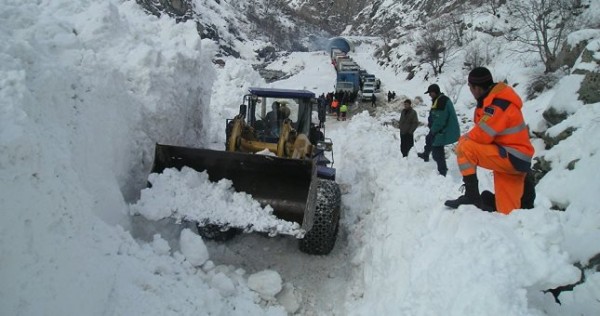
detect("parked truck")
[336,71,360,93]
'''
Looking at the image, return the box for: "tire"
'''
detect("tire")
[299,179,341,255]
[196,223,240,242]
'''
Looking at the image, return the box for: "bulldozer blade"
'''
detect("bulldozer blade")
[150,144,316,231]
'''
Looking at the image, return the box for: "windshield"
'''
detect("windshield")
[250,96,311,138]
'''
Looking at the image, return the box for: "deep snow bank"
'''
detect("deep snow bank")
[0,1,283,314]
[331,112,580,315]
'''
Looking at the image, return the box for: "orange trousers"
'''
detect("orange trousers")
[456,138,526,214]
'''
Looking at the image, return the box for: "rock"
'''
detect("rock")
[542,107,569,126]
[578,71,600,104]
[543,127,576,149]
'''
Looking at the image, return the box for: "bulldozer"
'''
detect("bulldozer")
[150,87,341,255]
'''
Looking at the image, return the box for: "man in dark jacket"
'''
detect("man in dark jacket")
[418,84,460,176]
[317,94,326,128]
[399,99,419,157]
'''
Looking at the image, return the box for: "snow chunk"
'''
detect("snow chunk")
[179,228,209,266]
[130,167,303,237]
[151,234,171,255]
[276,283,301,314]
[210,272,236,296]
[247,270,283,298]
[255,148,276,156]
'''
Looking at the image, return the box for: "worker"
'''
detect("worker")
[445,67,535,214]
[339,103,348,121]
[331,98,340,119]
[419,84,460,176]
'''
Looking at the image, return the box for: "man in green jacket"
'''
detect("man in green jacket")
[421,84,460,176]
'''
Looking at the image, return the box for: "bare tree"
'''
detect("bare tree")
[446,10,471,48]
[415,22,460,76]
[464,40,496,68]
[486,0,507,16]
[445,74,466,107]
[506,0,585,73]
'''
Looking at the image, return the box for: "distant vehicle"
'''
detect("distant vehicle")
[359,69,368,80]
[330,48,343,59]
[339,61,360,72]
[360,86,375,101]
[335,54,349,67]
[362,82,375,91]
[336,81,355,93]
[364,74,376,85]
[336,71,360,93]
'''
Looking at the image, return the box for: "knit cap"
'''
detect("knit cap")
[468,67,494,88]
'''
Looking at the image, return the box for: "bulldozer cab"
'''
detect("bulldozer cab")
[243,87,315,142]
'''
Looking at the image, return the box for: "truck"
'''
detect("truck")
[334,54,350,68]
[148,88,342,255]
[330,47,343,60]
[339,61,360,72]
[336,71,360,93]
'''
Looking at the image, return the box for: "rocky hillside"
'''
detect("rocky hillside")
[136,0,330,60]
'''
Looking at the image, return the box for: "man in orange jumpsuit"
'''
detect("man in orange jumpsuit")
[445,67,534,214]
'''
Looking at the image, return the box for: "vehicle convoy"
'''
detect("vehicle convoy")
[149,87,342,255]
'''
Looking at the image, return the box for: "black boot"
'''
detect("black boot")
[480,190,497,212]
[445,175,482,209]
[521,172,536,209]
[417,152,429,162]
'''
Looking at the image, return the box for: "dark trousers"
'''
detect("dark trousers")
[400,133,414,157]
[422,133,433,157]
[431,146,447,176]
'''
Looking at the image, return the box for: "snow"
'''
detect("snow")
[1,0,600,315]
[180,228,210,266]
[247,270,284,299]
[131,167,303,236]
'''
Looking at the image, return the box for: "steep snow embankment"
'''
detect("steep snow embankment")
[1,1,286,315]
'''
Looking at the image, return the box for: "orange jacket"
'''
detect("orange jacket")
[331,100,339,108]
[467,82,534,172]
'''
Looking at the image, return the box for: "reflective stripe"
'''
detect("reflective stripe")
[498,123,527,135]
[479,121,497,137]
[503,146,532,162]
[459,162,474,171]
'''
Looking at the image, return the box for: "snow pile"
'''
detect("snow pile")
[207,58,266,146]
[0,0,288,314]
[131,167,303,236]
[330,113,581,315]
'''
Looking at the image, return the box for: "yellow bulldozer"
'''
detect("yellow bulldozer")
[150,87,341,255]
